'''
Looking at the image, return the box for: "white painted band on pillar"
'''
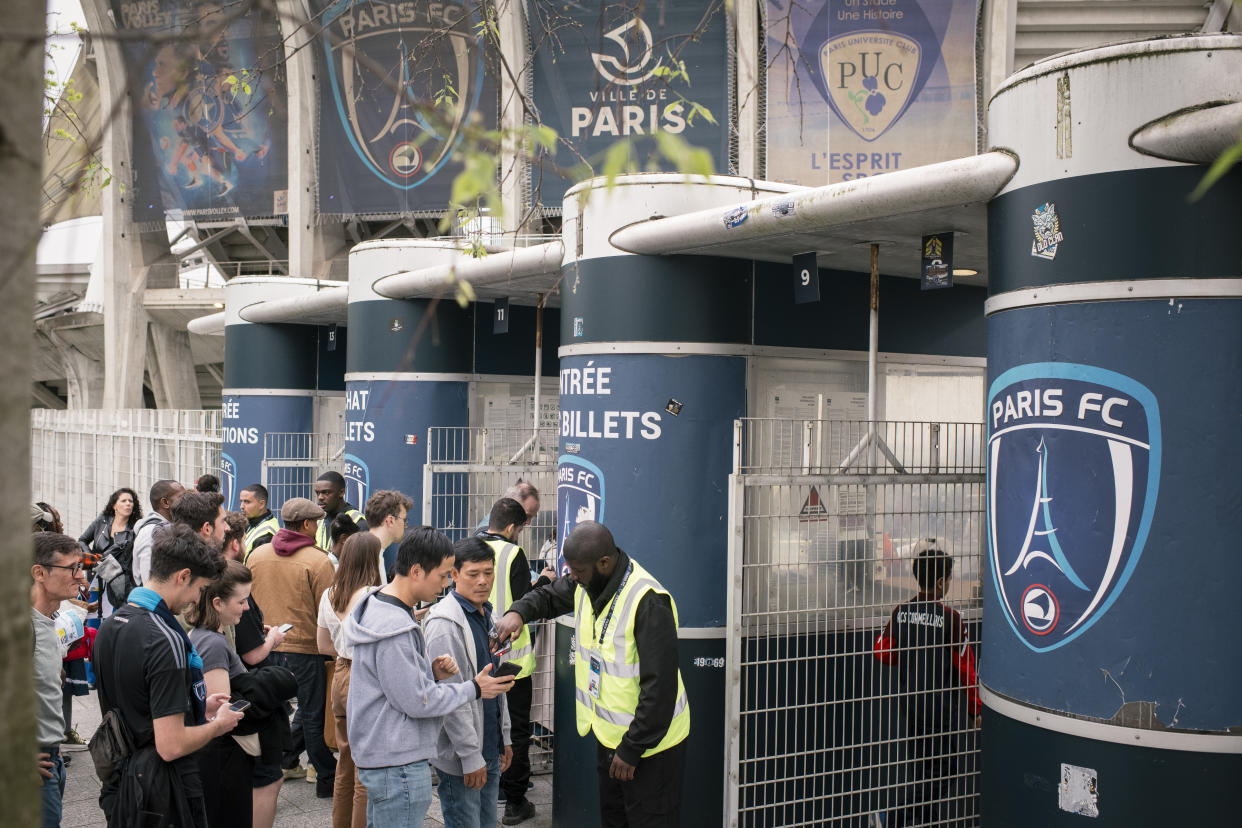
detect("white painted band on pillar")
[221,388,319,397]
[344,372,539,383]
[980,684,1242,754]
[984,278,1242,317]
[558,341,987,368]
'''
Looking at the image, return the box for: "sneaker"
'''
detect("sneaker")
[315,776,334,799]
[306,765,317,784]
[61,729,89,752]
[503,800,536,825]
[282,765,306,780]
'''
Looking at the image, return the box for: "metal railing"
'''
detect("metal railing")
[30,409,222,537]
[260,431,345,516]
[423,425,561,773]
[726,418,985,827]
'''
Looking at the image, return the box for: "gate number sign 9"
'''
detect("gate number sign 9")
[792,252,820,304]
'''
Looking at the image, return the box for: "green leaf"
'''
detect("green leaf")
[1189,135,1242,202]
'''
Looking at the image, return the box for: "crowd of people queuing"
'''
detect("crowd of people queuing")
[27,475,574,828]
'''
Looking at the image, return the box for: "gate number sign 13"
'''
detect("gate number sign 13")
[793,252,820,304]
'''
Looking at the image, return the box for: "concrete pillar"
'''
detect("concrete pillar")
[553,175,774,826]
[221,278,324,511]
[80,0,170,409]
[276,0,348,280]
[983,36,1242,825]
[40,320,105,408]
[147,323,202,410]
[345,241,474,567]
[497,0,531,233]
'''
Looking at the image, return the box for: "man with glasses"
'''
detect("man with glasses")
[246,497,338,797]
[363,489,414,581]
[31,532,89,827]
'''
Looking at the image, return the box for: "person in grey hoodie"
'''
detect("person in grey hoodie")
[425,537,513,828]
[345,526,515,827]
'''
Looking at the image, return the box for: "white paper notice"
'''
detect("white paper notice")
[1059,763,1099,818]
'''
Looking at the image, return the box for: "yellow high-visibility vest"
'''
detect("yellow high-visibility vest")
[316,507,363,552]
[573,560,690,756]
[485,538,536,678]
[243,515,280,560]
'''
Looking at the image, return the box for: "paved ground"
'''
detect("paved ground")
[60,691,555,828]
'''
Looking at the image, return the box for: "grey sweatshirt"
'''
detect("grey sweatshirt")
[344,590,478,770]
[424,594,511,776]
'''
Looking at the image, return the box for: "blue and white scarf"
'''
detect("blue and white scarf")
[128,587,207,724]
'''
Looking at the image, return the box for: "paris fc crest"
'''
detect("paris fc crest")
[220,453,238,512]
[557,455,605,575]
[987,363,1161,652]
[318,0,487,189]
[343,454,369,513]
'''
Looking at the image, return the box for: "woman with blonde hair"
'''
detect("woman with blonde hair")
[318,532,384,828]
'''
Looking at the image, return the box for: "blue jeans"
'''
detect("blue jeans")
[437,756,500,828]
[40,748,65,828]
[358,760,433,828]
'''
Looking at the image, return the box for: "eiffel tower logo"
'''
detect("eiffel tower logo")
[1003,438,1089,591]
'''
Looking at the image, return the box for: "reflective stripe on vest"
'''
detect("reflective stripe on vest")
[243,516,280,558]
[316,508,362,551]
[485,538,536,678]
[573,561,691,756]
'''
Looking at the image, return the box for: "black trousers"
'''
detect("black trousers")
[500,675,533,803]
[195,736,253,828]
[597,739,687,828]
[271,651,336,780]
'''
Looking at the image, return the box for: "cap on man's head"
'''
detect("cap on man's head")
[282,497,326,523]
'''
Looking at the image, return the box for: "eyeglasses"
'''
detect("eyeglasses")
[44,562,86,574]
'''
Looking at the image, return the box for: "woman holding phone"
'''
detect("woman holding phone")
[187,560,257,827]
[318,532,384,828]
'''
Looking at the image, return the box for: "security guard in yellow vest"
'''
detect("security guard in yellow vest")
[495,521,689,828]
[477,497,554,824]
[313,471,366,553]
[239,483,281,560]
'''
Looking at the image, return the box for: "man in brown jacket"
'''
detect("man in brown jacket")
[247,497,337,797]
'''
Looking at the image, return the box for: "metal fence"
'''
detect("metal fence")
[260,431,345,516]
[423,425,560,772]
[726,419,986,827]
[30,409,222,537]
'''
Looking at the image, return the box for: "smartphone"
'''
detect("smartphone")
[492,661,522,679]
[277,623,294,633]
[228,699,251,713]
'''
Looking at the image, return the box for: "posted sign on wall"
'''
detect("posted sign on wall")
[764,0,978,185]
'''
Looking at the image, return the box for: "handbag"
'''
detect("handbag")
[89,708,135,786]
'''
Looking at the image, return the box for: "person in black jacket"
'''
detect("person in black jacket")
[80,488,142,616]
[493,522,688,828]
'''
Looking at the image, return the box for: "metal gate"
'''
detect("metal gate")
[261,432,344,516]
[725,418,986,827]
[423,426,561,772]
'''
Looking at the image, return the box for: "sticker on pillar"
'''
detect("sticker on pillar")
[1030,203,1064,260]
[343,454,369,511]
[987,363,1161,652]
[220,453,237,513]
[557,455,605,574]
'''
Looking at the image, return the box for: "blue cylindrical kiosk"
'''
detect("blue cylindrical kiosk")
[553,175,798,826]
[982,36,1242,824]
[345,241,474,551]
[221,277,330,511]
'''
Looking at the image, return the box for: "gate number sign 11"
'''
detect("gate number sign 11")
[494,297,510,334]
[793,252,820,304]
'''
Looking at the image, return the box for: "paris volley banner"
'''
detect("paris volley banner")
[311,0,500,217]
[111,1,289,227]
[529,0,731,206]
[764,0,978,185]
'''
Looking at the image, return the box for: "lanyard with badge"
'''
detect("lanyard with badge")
[588,562,633,700]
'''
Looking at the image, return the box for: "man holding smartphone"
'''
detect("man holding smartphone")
[424,536,514,828]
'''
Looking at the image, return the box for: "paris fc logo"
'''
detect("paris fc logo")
[557,455,605,576]
[987,363,1161,652]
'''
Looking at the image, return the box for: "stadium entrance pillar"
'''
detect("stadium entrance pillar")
[982,35,1242,825]
[551,175,780,826]
[345,241,473,566]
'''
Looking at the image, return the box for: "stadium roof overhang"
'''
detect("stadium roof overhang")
[607,151,1021,286]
